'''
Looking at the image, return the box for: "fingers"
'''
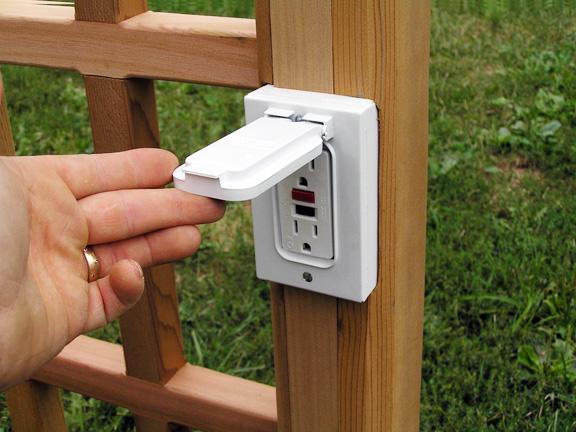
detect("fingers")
[41,148,179,199]
[80,188,225,245]
[92,225,202,277]
[82,225,202,332]
[84,259,145,332]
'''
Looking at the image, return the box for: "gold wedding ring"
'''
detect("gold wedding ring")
[83,247,100,283]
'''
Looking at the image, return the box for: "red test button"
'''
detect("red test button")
[292,189,315,204]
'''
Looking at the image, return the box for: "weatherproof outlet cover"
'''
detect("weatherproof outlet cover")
[248,85,378,302]
[173,116,323,201]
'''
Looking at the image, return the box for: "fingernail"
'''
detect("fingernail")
[130,259,144,280]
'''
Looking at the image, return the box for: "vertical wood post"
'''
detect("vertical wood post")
[1,71,69,432]
[334,4,430,429]
[255,0,273,85]
[75,0,147,23]
[0,71,14,155]
[267,2,339,430]
[76,2,189,431]
[83,78,187,432]
[266,1,431,430]
[5,381,67,432]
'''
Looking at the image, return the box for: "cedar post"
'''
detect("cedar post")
[76,2,189,431]
[5,381,67,432]
[0,71,14,156]
[265,1,431,430]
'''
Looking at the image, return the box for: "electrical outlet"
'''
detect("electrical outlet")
[174,85,378,301]
[248,85,378,302]
[278,149,333,260]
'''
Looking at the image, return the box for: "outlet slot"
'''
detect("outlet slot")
[294,220,299,234]
[313,225,318,237]
[299,177,308,187]
[295,204,316,218]
[302,243,312,253]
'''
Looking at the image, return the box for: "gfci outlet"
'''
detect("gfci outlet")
[248,86,378,302]
[278,150,334,260]
[173,85,378,302]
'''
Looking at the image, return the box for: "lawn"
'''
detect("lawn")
[1,2,576,431]
[423,7,576,430]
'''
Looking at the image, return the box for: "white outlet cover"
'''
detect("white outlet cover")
[248,85,378,302]
[173,116,323,201]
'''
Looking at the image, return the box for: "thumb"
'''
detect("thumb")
[84,259,145,332]
[108,259,145,312]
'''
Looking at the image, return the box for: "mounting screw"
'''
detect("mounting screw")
[302,272,313,282]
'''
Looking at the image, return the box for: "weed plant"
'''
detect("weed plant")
[1,3,575,431]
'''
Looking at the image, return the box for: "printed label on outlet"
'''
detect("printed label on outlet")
[277,149,334,259]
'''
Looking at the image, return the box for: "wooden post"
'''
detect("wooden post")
[266,2,339,430]
[77,2,189,431]
[266,1,431,430]
[84,79,187,432]
[75,0,146,23]
[0,71,14,155]
[254,0,273,85]
[334,4,430,429]
[5,381,67,432]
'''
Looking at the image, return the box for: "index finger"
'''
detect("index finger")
[44,148,179,199]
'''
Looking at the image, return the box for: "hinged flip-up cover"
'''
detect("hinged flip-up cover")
[173,116,323,201]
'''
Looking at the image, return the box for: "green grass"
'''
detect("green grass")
[433,0,576,16]
[147,0,254,17]
[2,3,576,431]
[423,8,576,431]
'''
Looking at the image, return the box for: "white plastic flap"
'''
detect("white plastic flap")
[173,116,323,201]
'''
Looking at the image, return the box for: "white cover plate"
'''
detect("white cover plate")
[248,85,378,302]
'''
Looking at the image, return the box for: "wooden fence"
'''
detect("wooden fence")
[0,1,430,430]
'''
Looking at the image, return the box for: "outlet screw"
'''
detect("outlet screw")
[302,272,313,282]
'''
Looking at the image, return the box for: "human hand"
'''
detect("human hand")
[0,149,225,391]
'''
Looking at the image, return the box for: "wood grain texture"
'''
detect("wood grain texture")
[333,1,431,430]
[78,1,180,426]
[268,0,430,430]
[285,288,338,431]
[5,381,67,431]
[269,284,292,432]
[0,71,15,156]
[0,7,258,88]
[118,265,186,384]
[268,1,339,430]
[271,285,338,432]
[269,0,333,93]
[75,0,147,23]
[33,336,277,432]
[84,76,160,152]
[83,56,185,431]
[255,0,273,85]
[270,286,338,432]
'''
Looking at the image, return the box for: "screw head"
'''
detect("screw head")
[302,272,313,282]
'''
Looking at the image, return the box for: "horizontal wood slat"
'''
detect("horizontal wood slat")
[33,336,277,432]
[0,6,259,88]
